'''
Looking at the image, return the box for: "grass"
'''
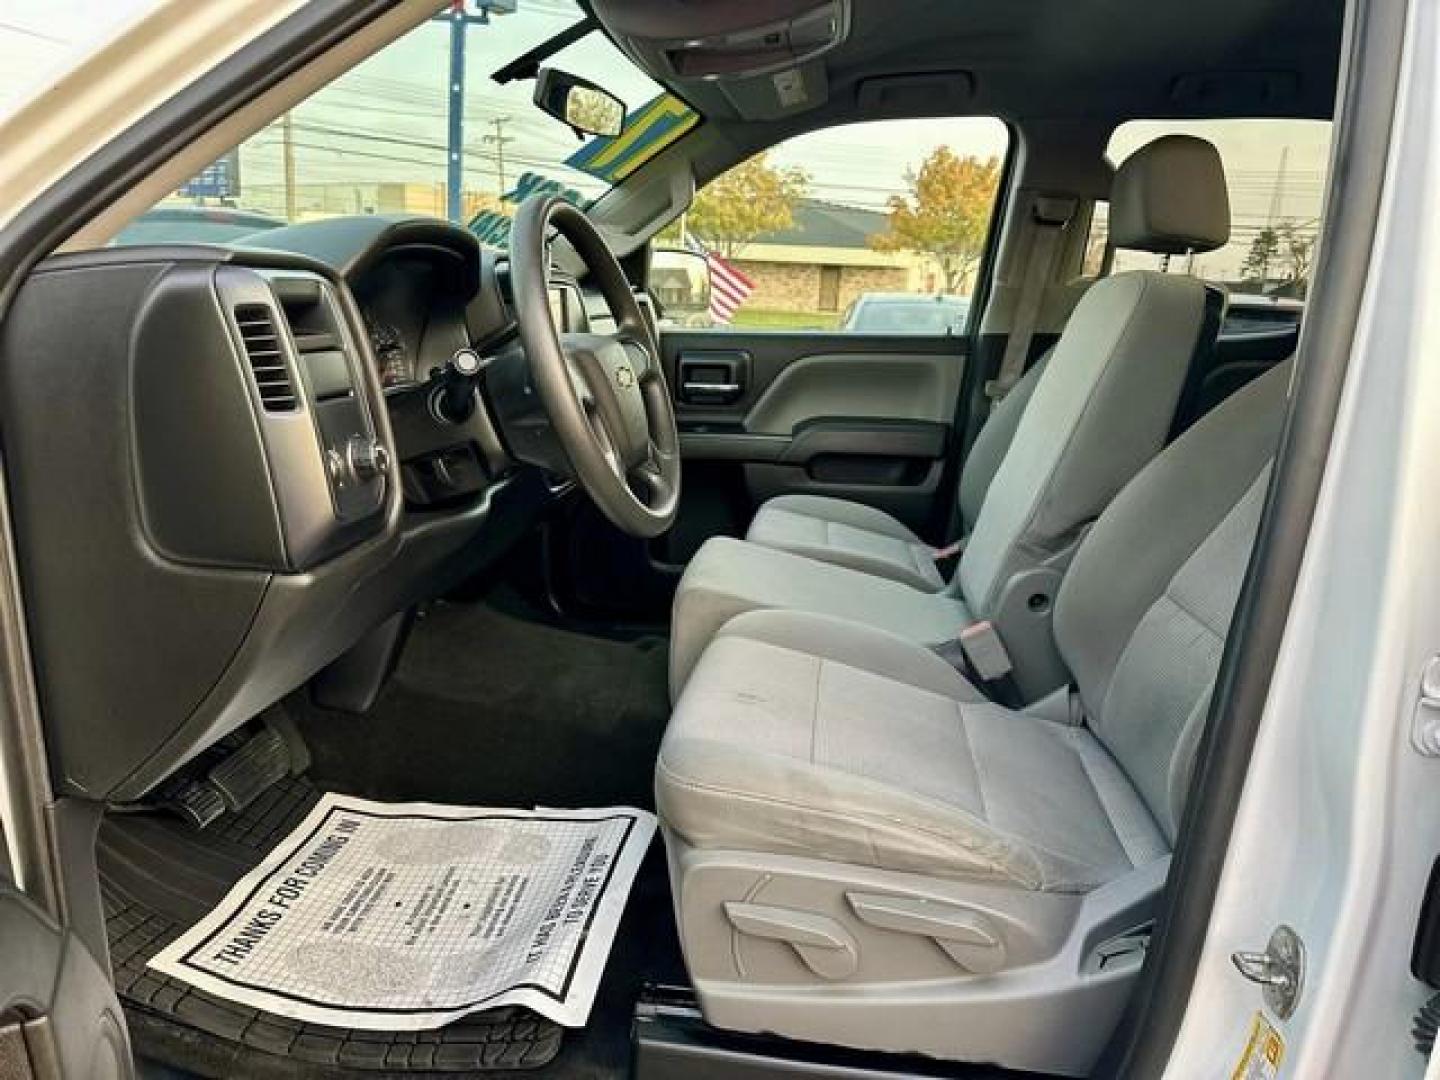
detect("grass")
[729,308,841,331]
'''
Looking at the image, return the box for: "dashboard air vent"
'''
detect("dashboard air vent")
[234,304,297,412]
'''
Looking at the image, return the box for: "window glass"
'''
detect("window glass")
[661,117,1009,331]
[1103,119,1332,300]
[110,2,697,246]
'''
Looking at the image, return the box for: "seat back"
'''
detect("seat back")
[955,350,1050,535]
[958,135,1232,625]
[1054,359,1292,840]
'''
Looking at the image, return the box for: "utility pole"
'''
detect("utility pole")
[484,116,514,195]
[282,112,297,221]
[1267,145,1290,225]
[435,2,498,225]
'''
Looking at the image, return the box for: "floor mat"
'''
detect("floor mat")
[295,601,671,811]
[100,777,564,1076]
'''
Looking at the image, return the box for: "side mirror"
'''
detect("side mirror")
[533,68,626,138]
[651,247,713,327]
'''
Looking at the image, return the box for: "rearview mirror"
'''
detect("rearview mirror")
[534,68,626,139]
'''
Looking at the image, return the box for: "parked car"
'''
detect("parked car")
[111,205,285,245]
[1222,291,1307,335]
[839,292,971,334]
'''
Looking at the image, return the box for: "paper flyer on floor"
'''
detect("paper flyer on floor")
[148,794,656,1030]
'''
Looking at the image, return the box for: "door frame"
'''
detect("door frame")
[1098,0,1409,1069]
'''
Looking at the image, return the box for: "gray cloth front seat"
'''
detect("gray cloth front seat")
[655,360,1292,1075]
[670,135,1231,699]
[746,352,1051,593]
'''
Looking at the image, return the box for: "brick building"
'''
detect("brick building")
[731,200,939,317]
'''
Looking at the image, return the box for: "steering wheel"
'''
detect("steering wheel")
[509,194,680,538]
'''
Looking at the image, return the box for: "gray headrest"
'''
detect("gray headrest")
[1109,135,1231,255]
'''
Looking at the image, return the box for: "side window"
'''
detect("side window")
[658,117,1009,333]
[1105,119,1333,303]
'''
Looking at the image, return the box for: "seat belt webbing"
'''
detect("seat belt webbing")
[986,194,1077,404]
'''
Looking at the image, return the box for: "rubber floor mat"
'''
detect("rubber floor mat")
[99,776,563,1076]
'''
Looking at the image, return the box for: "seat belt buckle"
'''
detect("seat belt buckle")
[932,539,964,562]
[958,620,1013,683]
[983,377,1011,401]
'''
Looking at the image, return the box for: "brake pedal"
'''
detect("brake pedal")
[170,725,293,828]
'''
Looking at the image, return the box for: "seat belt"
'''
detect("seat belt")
[986,194,1077,404]
[932,620,1022,707]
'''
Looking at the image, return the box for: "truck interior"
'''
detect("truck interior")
[0,0,1356,1077]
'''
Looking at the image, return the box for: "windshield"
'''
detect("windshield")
[113,1,697,248]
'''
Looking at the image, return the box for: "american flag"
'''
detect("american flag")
[685,234,755,324]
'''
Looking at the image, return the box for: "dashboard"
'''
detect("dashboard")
[0,214,594,804]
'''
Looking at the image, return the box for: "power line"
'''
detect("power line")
[0,20,68,43]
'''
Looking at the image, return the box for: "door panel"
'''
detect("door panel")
[0,886,133,1079]
[661,329,967,541]
[744,353,960,433]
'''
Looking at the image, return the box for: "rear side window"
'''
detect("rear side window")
[1095,119,1332,301]
[657,117,1009,332]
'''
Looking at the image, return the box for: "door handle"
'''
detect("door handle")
[677,350,748,404]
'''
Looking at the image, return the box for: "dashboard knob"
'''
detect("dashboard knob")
[347,436,390,482]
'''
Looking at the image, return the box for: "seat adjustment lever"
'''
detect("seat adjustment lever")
[847,892,1007,974]
[723,901,859,980]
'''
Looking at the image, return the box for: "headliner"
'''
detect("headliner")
[598,0,1346,125]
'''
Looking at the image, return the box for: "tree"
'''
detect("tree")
[566,90,624,137]
[1277,220,1316,286]
[871,148,1001,293]
[686,153,809,258]
[1241,226,1281,283]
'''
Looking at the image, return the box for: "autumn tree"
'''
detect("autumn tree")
[686,153,809,258]
[566,88,624,136]
[871,148,1001,293]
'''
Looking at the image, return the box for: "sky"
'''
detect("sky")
[2,0,1332,279]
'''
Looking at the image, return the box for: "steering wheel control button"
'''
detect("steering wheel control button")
[347,435,390,482]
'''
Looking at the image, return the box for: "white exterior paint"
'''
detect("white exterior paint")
[1166,1,1440,1074]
